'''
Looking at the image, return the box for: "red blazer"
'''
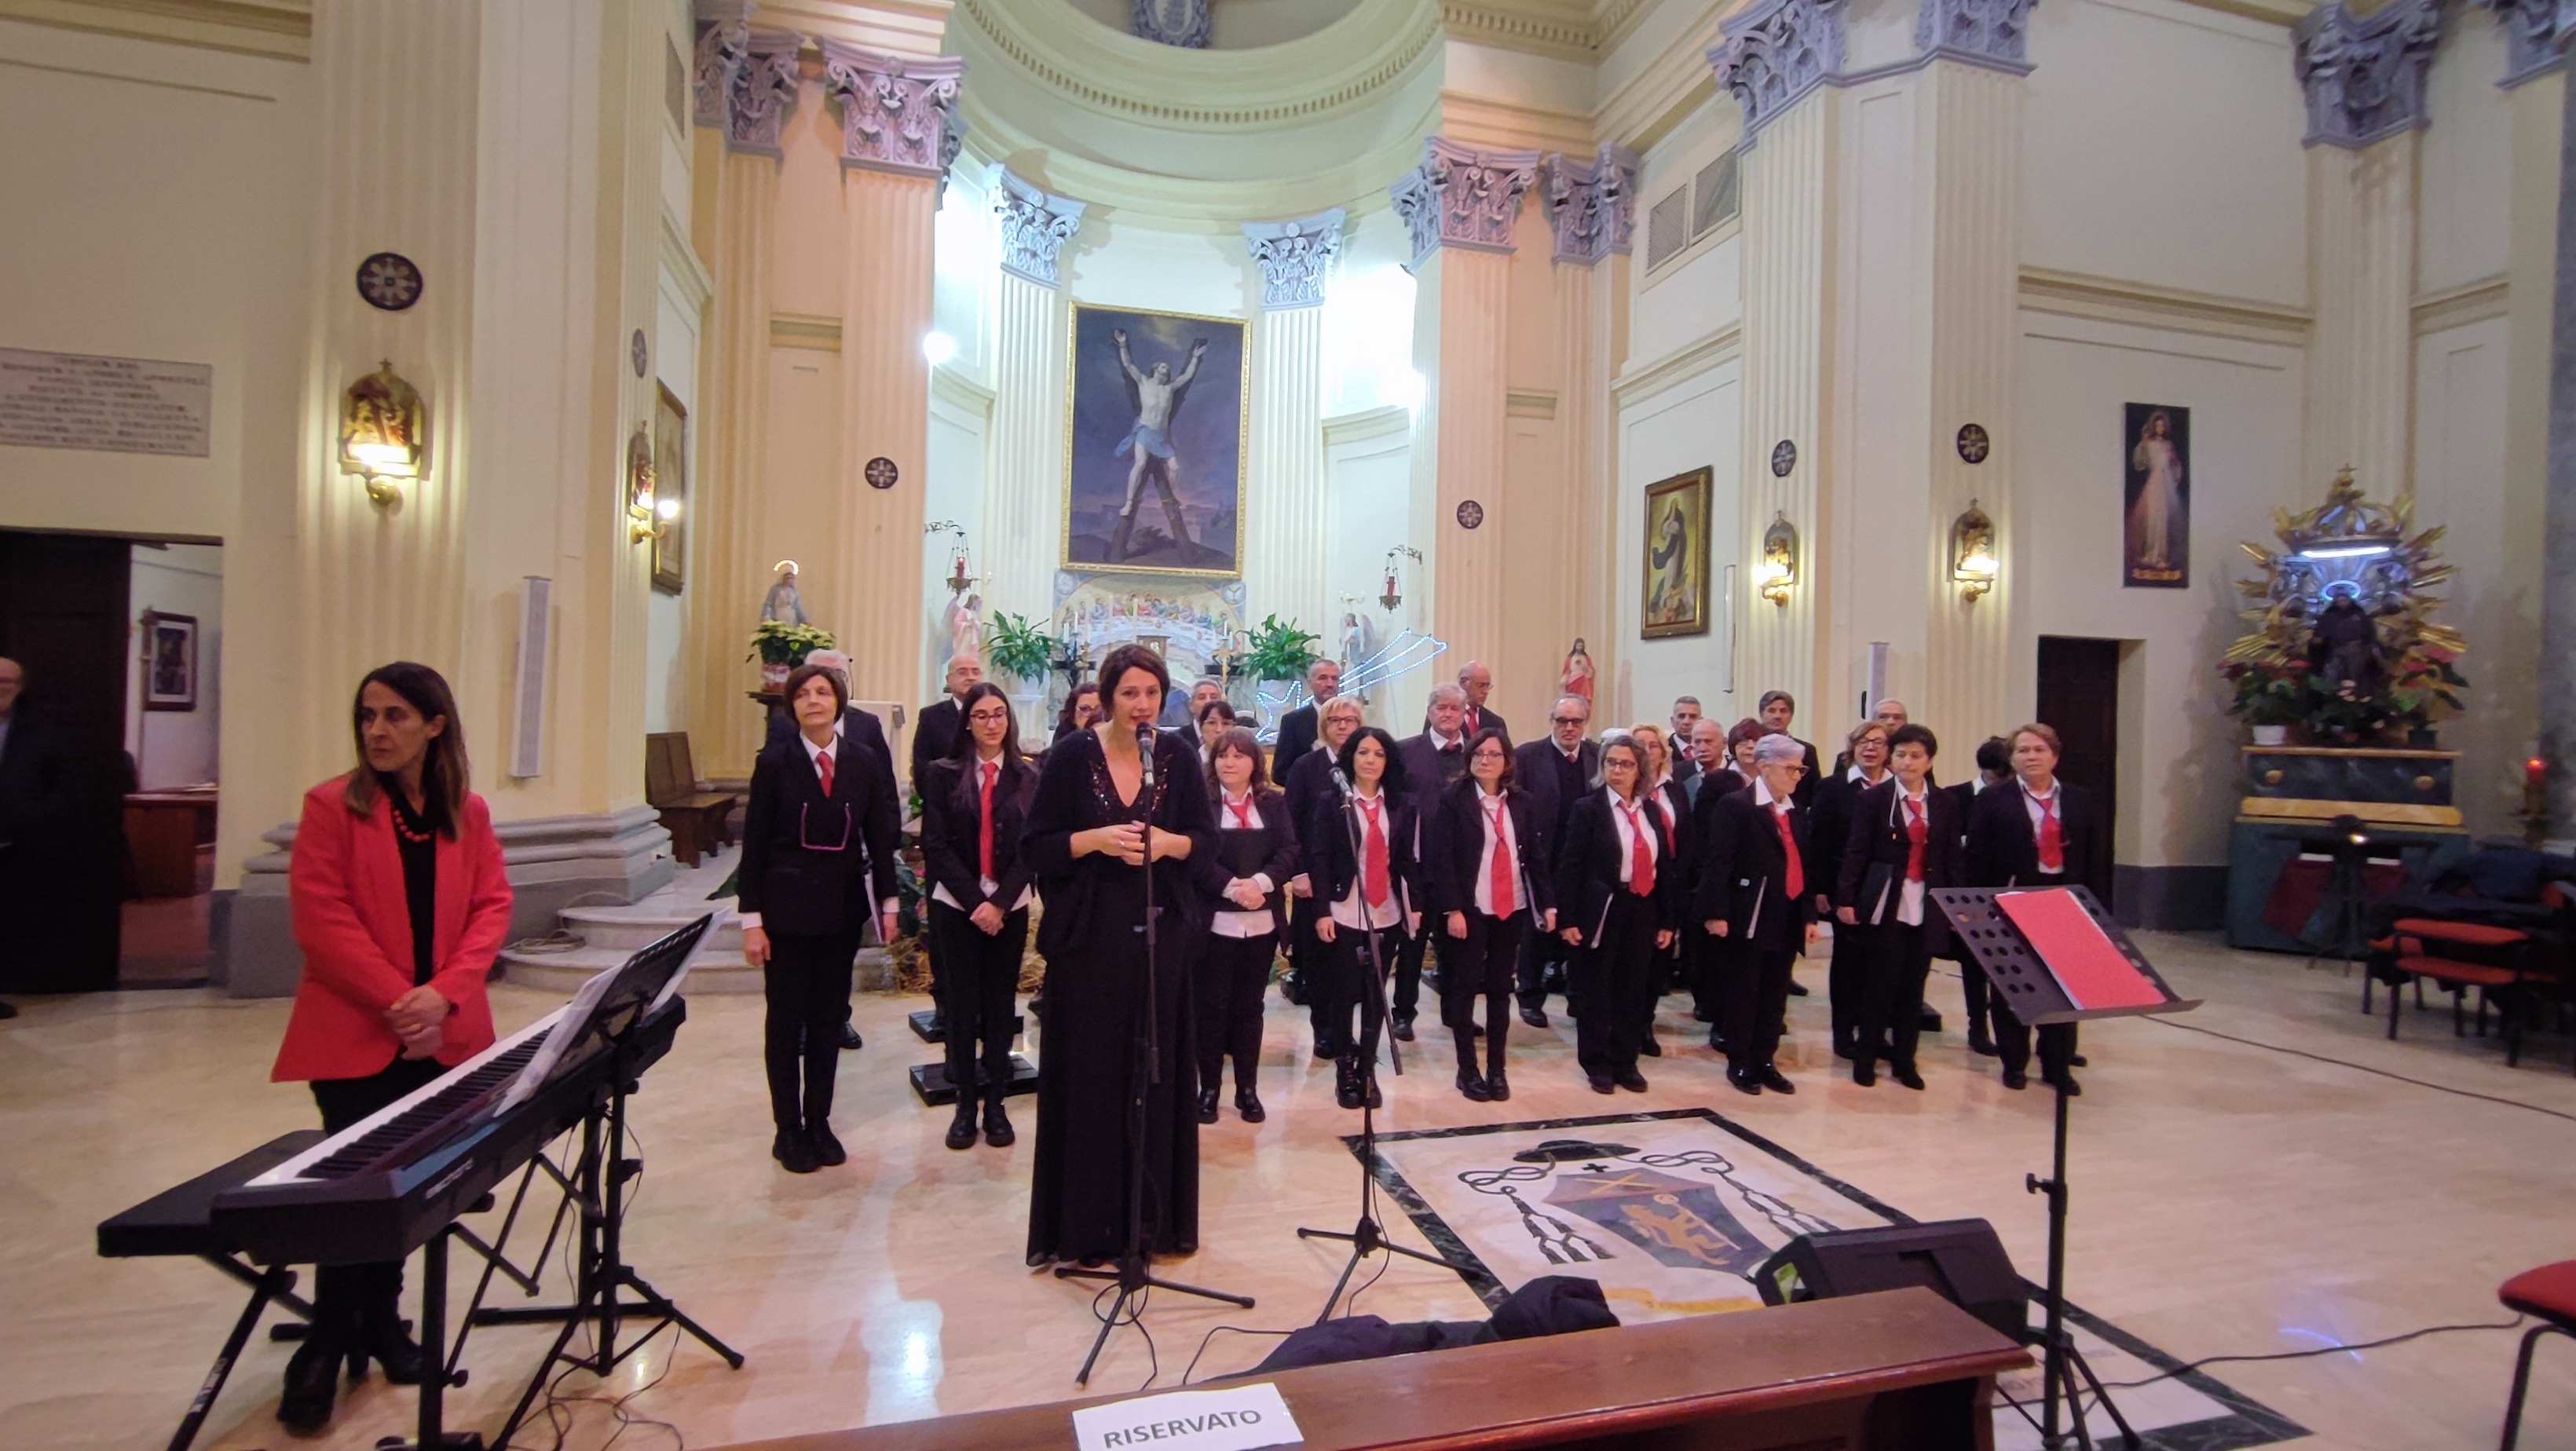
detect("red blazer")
[272,774,513,1083]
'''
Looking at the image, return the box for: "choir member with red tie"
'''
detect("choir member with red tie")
[1834,724,1960,1089]
[1194,728,1297,1124]
[1809,720,1893,1062]
[1963,723,2109,1094]
[1553,736,1677,1095]
[918,682,1038,1150]
[1394,684,1476,1039]
[1305,726,1422,1109]
[1425,729,1555,1101]
[1697,733,1817,1095]
[1456,660,1509,743]
[1623,724,1692,1057]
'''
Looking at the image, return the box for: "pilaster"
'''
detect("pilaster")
[1242,210,1341,640]
[833,166,940,707]
[684,145,780,777]
[985,265,1069,630]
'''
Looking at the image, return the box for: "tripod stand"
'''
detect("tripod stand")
[2023,1077,2139,1451]
[1056,726,1253,1387]
[1297,773,1467,1322]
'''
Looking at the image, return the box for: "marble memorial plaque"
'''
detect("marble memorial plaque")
[0,348,211,458]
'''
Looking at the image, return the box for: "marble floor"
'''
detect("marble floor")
[4,933,2572,1450]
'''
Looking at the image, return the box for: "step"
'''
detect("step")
[498,941,898,995]
[558,905,743,952]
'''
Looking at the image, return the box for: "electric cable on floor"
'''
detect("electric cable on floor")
[2139,1016,2576,1123]
[2090,1314,2529,1391]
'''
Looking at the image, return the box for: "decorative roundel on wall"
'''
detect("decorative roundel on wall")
[1769,439,1797,478]
[631,329,649,378]
[1956,423,1990,464]
[1456,499,1485,529]
[864,456,900,490]
[356,252,423,312]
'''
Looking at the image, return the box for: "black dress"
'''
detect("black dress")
[1022,727,1216,1265]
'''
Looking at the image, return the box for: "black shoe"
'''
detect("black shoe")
[1707,1028,1727,1054]
[1851,1060,1875,1087]
[840,1022,863,1051]
[1638,1033,1662,1058]
[1334,1054,1363,1110]
[1235,1088,1265,1123]
[1727,1068,1763,1096]
[771,1128,803,1164]
[1967,1031,1998,1058]
[809,1122,847,1166]
[355,1297,425,1385]
[1587,1075,1615,1095]
[1457,1069,1491,1102]
[1197,1087,1221,1124]
[944,1106,978,1151]
[780,1132,821,1173]
[1028,996,1046,1021]
[2069,1053,2090,1068]
[1392,1016,1416,1042]
[2000,1067,2029,1090]
[1520,1007,1550,1029]
[1755,1065,1796,1095]
[1484,1070,1509,1102]
[1692,1004,1714,1022]
[1614,1069,1648,1093]
[2044,1070,2084,1097]
[0,1000,16,1020]
[1785,979,1809,996]
[1893,1062,1926,1091]
[929,1009,948,1036]
[277,1330,344,1434]
[982,1093,1016,1146]
[1833,1039,1855,1061]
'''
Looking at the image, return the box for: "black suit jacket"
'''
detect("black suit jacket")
[0,704,71,851]
[1303,786,1422,923]
[767,705,899,813]
[1963,779,2113,904]
[1692,788,1815,953]
[1552,789,1677,948]
[1790,736,1821,813]
[1397,732,1472,815]
[1511,737,1601,867]
[1835,780,1965,955]
[911,696,963,785]
[1194,786,1301,930]
[1272,704,1323,772]
[916,755,1040,913]
[1671,752,1699,786]
[738,734,901,937]
[1806,769,1885,912]
[1460,705,1509,745]
[1281,747,1341,874]
[1422,779,1556,923]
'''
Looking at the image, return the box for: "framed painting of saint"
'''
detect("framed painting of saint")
[652,384,688,594]
[1063,304,1246,578]
[2123,403,2188,588]
[141,611,198,711]
[1641,467,1712,639]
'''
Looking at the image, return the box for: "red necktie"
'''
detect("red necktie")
[1484,796,1516,917]
[1227,794,1255,830]
[1773,804,1803,901]
[2036,792,2065,875]
[1358,796,1391,909]
[1903,796,1927,882]
[978,761,996,881]
[1621,799,1656,897]
[814,745,835,799]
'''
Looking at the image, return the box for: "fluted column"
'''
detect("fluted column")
[684,148,781,777]
[981,174,1083,638]
[1541,146,1634,720]
[1241,210,1340,639]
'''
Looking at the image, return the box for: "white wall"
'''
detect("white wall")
[1628,93,1744,370]
[2413,316,2522,835]
[1322,408,1418,730]
[646,255,703,736]
[126,543,225,789]
[2419,14,2515,296]
[1615,364,1744,729]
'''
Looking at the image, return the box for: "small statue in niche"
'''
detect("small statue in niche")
[762,560,807,627]
[1561,638,1596,710]
[2306,586,2388,696]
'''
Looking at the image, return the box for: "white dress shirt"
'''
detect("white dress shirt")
[1211,791,1277,939]
[1470,788,1523,917]
[928,754,1034,914]
[2018,778,2063,876]
[1892,780,1931,926]
[1330,790,1404,931]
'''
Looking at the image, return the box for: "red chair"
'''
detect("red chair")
[2380,906,2567,1069]
[2501,1260,2576,1449]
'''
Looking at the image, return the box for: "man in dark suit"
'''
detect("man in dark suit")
[765,650,906,1047]
[1695,733,1817,1095]
[1283,696,1367,1053]
[1667,696,1704,786]
[1511,694,1600,1026]
[910,652,984,788]
[1456,661,1508,744]
[1756,690,1821,813]
[1271,659,1343,769]
[1963,723,2111,1095]
[1941,734,2015,1054]
[1680,716,1737,1034]
[1171,677,1226,754]
[1392,684,1475,1036]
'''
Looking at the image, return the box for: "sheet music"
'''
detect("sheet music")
[499,965,620,1111]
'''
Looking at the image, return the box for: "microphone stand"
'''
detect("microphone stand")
[1296,765,1465,1322]
[1057,722,1253,1387]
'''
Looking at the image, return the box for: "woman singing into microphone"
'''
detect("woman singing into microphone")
[1425,729,1553,1102]
[1193,727,1297,1124]
[1304,726,1421,1111]
[918,682,1037,1151]
[1022,645,1214,1267]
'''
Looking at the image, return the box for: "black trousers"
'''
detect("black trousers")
[1572,896,1658,1079]
[1961,958,1995,1039]
[309,1054,448,1331]
[1391,920,1429,1022]
[1827,920,1862,1053]
[1290,896,1334,1046]
[1722,939,1799,1073]
[1853,921,1934,1069]
[928,901,1026,1104]
[1515,912,1572,1011]
[1442,909,1525,1076]
[1687,924,1725,1023]
[1992,872,2080,1079]
[1326,920,1396,1069]
[764,930,862,1134]
[1195,930,1275,1095]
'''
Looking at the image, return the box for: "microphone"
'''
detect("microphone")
[1330,764,1356,800]
[1137,723,1156,788]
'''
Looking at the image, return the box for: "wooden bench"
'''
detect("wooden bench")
[646,732,738,868]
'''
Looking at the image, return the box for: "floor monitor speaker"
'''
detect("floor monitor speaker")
[1753,1218,2027,1343]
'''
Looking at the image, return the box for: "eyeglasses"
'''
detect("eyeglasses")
[968,709,1011,725]
[1550,716,1586,726]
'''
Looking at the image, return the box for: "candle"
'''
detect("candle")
[2527,757,2548,788]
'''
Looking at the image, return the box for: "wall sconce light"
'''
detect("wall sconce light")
[1757,512,1799,606]
[626,423,675,543]
[338,360,426,510]
[1951,499,1998,602]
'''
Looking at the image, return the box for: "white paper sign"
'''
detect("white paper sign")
[1071,1383,1302,1451]
[0,347,211,457]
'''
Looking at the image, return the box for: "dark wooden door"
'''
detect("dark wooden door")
[0,529,132,991]
[2035,636,2119,869]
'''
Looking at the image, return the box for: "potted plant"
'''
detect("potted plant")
[984,611,1056,744]
[2221,660,2309,747]
[748,620,836,692]
[2385,647,2467,747]
[1242,613,1322,689]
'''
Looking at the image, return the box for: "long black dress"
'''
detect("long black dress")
[1023,726,1217,1266]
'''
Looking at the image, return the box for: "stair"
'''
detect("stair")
[496,846,895,994]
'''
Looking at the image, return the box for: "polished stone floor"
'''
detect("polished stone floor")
[4,933,2571,1450]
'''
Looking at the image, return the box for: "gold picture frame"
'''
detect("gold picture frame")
[1062,303,1248,579]
[1641,467,1713,639]
[652,383,688,594]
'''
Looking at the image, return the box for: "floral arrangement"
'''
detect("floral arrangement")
[748,620,836,667]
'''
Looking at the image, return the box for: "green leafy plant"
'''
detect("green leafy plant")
[2219,660,2312,729]
[748,620,836,667]
[1242,613,1322,682]
[985,610,1055,685]
[2385,647,2468,732]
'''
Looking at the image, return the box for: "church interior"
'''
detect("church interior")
[7,0,2576,1446]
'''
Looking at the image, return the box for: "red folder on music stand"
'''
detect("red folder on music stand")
[1932,886,2197,1027]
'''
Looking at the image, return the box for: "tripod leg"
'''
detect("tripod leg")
[169,1269,284,1451]
[1072,1288,1129,1388]
[2063,1342,2141,1451]
[620,1270,746,1368]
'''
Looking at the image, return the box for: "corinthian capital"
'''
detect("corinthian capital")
[1243,210,1345,309]
[1543,145,1638,265]
[1387,138,1542,270]
[2472,0,2571,86]
[720,28,805,156]
[1915,0,2036,72]
[997,172,1086,287]
[1710,0,1849,140]
[818,42,964,180]
[2292,0,2443,148]
[691,2,751,130]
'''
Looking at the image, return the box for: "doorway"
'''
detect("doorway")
[0,529,132,992]
[2035,635,2120,871]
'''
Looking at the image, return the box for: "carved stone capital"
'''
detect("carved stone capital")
[997,171,1086,287]
[690,2,751,130]
[1387,137,1543,269]
[2292,0,2443,148]
[2473,0,2571,85]
[1543,145,1639,265]
[719,27,805,156]
[1243,209,1346,309]
[818,41,964,180]
[1132,0,1213,47]
[1915,0,2036,73]
[1710,0,1849,140]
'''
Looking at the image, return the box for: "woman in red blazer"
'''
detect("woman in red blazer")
[270,662,512,1433]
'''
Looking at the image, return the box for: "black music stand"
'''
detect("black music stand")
[1934,886,2198,1451]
